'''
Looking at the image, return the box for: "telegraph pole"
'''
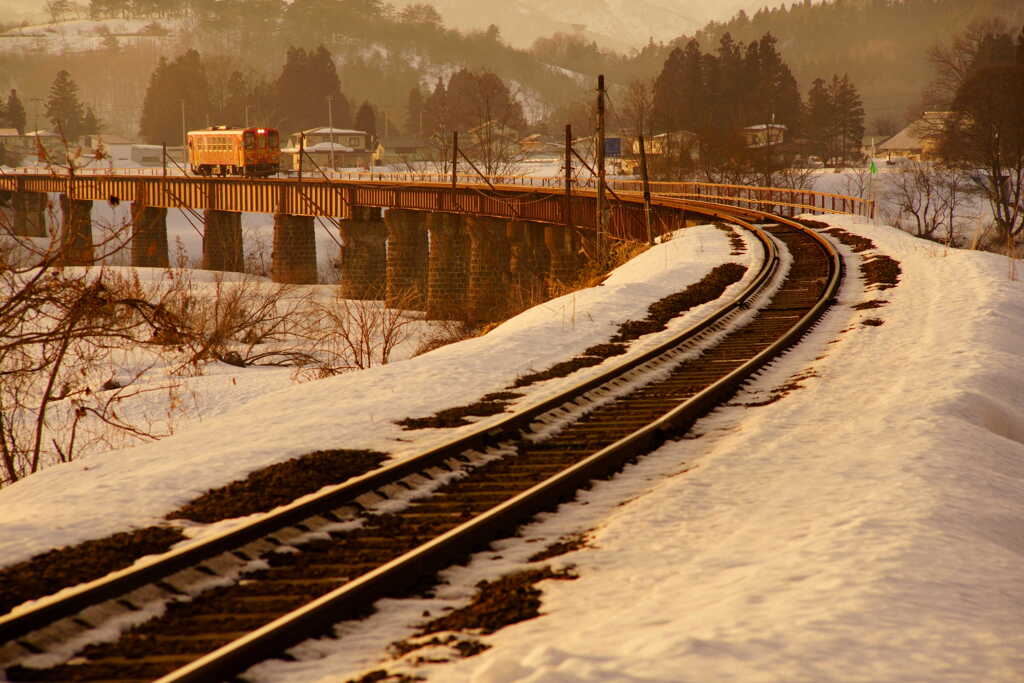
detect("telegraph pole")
[596,74,607,260]
[327,95,335,172]
[565,123,573,228]
[451,130,458,187]
[639,132,653,244]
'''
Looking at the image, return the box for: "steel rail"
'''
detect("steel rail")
[2,205,841,683]
[0,203,774,648]
[156,213,840,683]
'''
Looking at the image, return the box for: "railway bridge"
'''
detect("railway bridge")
[0,170,872,321]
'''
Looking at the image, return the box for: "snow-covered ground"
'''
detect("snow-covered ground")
[2,214,1023,681]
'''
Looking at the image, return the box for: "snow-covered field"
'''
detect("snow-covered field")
[2,214,1023,681]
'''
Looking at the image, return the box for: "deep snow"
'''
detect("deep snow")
[1,214,1022,681]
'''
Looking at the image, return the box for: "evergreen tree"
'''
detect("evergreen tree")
[138,50,211,144]
[139,56,171,142]
[805,77,834,160]
[45,70,86,140]
[405,87,424,136]
[222,70,250,126]
[273,45,350,134]
[421,77,449,139]
[831,74,865,165]
[82,106,102,135]
[354,101,376,142]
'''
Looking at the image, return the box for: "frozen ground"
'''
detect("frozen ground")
[2,215,1022,681]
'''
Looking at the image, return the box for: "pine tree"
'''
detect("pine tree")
[45,70,86,141]
[405,87,423,136]
[832,74,865,165]
[354,101,376,143]
[273,45,350,134]
[805,77,834,161]
[222,70,249,127]
[139,56,171,143]
[138,50,210,144]
[82,106,102,135]
[422,78,448,139]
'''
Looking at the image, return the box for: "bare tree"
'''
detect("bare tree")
[883,161,972,245]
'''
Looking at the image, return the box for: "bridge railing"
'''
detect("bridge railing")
[0,167,874,220]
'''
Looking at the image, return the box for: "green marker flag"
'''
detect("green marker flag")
[869,159,878,174]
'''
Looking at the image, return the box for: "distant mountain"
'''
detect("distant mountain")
[1,0,43,23]
[389,0,761,50]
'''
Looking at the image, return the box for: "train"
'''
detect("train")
[186,126,280,177]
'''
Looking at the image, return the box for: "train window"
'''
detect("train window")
[244,132,255,149]
[269,131,279,147]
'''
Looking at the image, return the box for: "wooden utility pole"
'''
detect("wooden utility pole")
[451,130,458,187]
[596,74,606,260]
[327,95,335,173]
[298,133,304,181]
[638,132,653,244]
[565,123,573,228]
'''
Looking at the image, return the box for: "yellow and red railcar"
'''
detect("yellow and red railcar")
[186,126,280,177]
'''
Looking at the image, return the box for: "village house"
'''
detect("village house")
[877,111,951,163]
[743,123,787,148]
[0,129,63,163]
[280,127,378,171]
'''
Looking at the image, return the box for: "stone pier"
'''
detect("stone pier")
[58,196,93,266]
[384,208,428,310]
[202,210,244,272]
[425,212,469,320]
[339,206,387,300]
[12,192,47,237]
[131,206,169,268]
[466,215,510,322]
[272,213,317,284]
[543,223,578,289]
[507,220,548,305]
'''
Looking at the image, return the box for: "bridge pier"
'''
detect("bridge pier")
[132,206,169,268]
[426,212,469,320]
[57,196,93,266]
[507,220,548,306]
[466,215,510,322]
[543,224,578,289]
[384,209,427,310]
[272,213,317,284]
[12,192,47,237]
[339,207,387,300]
[203,210,244,273]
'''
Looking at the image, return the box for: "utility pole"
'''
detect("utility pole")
[451,130,458,187]
[180,99,186,150]
[639,132,653,244]
[596,74,607,261]
[327,95,335,172]
[565,123,573,228]
[245,104,251,128]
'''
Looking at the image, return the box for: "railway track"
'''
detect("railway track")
[1,208,841,683]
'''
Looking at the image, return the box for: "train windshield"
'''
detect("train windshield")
[268,130,279,148]
[243,131,256,149]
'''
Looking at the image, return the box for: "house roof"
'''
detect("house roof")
[878,123,924,152]
[301,127,367,136]
[879,112,951,152]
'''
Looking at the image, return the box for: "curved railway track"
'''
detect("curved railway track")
[0,205,842,683]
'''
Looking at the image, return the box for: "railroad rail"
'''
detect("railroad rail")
[0,197,842,682]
